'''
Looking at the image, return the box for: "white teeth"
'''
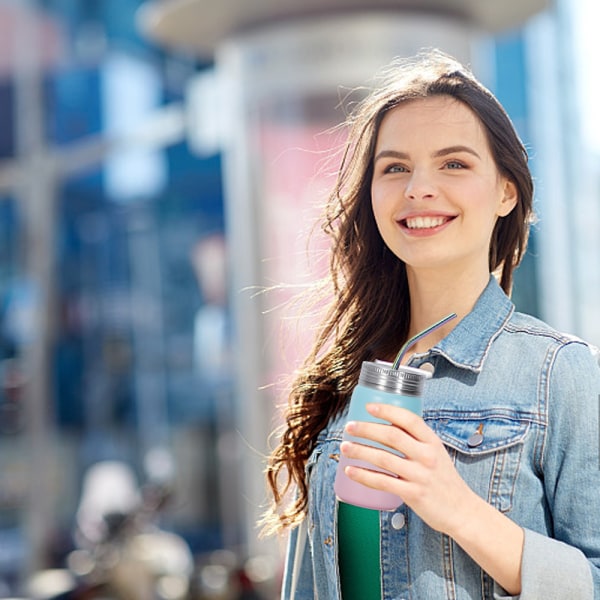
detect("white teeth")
[404,216,447,229]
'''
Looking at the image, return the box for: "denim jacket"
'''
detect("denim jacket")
[281,276,600,599]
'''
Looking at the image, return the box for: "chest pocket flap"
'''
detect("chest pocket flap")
[427,413,530,455]
[425,412,531,512]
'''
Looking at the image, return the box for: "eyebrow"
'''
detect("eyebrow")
[373,145,482,163]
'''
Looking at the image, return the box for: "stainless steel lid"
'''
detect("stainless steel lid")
[359,360,432,396]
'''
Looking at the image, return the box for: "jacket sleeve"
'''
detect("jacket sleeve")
[517,340,600,599]
[517,528,594,598]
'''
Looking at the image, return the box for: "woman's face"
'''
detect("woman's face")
[370,95,517,278]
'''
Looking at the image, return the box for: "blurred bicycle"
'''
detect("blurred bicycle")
[26,460,194,600]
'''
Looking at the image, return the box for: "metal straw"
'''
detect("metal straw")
[392,312,457,368]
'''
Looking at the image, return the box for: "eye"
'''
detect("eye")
[383,163,409,174]
[444,160,467,170]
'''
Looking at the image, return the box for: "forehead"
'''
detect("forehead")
[376,95,488,149]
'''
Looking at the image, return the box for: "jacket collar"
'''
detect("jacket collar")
[426,275,514,373]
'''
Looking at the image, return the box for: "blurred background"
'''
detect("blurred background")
[0,0,598,598]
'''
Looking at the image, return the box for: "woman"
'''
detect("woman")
[264,50,600,599]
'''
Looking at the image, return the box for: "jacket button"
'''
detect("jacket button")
[467,423,484,448]
[391,513,405,530]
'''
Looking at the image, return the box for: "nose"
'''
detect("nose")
[404,169,436,201]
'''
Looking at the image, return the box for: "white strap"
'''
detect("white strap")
[289,519,307,600]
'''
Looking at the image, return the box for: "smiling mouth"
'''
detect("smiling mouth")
[401,215,455,230]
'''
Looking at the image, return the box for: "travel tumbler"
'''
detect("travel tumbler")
[334,360,432,511]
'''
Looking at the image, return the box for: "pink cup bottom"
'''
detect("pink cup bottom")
[334,456,403,511]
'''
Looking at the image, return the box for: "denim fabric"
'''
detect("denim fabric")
[281,276,600,599]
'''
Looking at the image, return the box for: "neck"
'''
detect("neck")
[404,266,491,358]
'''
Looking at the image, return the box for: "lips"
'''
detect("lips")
[400,215,456,230]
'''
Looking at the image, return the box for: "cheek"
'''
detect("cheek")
[370,198,390,238]
[462,181,502,219]
[470,204,502,245]
[370,182,393,221]
[370,186,382,223]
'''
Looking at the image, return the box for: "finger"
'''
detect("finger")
[343,461,410,499]
[366,403,438,443]
[340,440,419,481]
[345,420,421,460]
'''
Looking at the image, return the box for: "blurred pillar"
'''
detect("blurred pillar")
[138,0,549,560]
[215,15,477,560]
[12,1,59,576]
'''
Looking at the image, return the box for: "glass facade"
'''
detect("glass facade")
[494,30,540,317]
[0,1,231,595]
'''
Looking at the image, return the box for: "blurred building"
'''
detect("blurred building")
[0,0,231,593]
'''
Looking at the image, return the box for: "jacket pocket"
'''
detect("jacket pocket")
[427,412,530,513]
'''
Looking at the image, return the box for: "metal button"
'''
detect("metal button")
[467,423,484,448]
[391,512,405,530]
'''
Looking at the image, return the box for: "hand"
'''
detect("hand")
[341,402,524,594]
[340,402,475,536]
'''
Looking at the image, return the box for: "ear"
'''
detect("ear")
[497,179,518,217]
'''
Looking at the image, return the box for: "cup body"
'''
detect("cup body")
[334,362,429,511]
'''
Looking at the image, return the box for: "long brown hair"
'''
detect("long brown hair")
[263,49,534,533]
